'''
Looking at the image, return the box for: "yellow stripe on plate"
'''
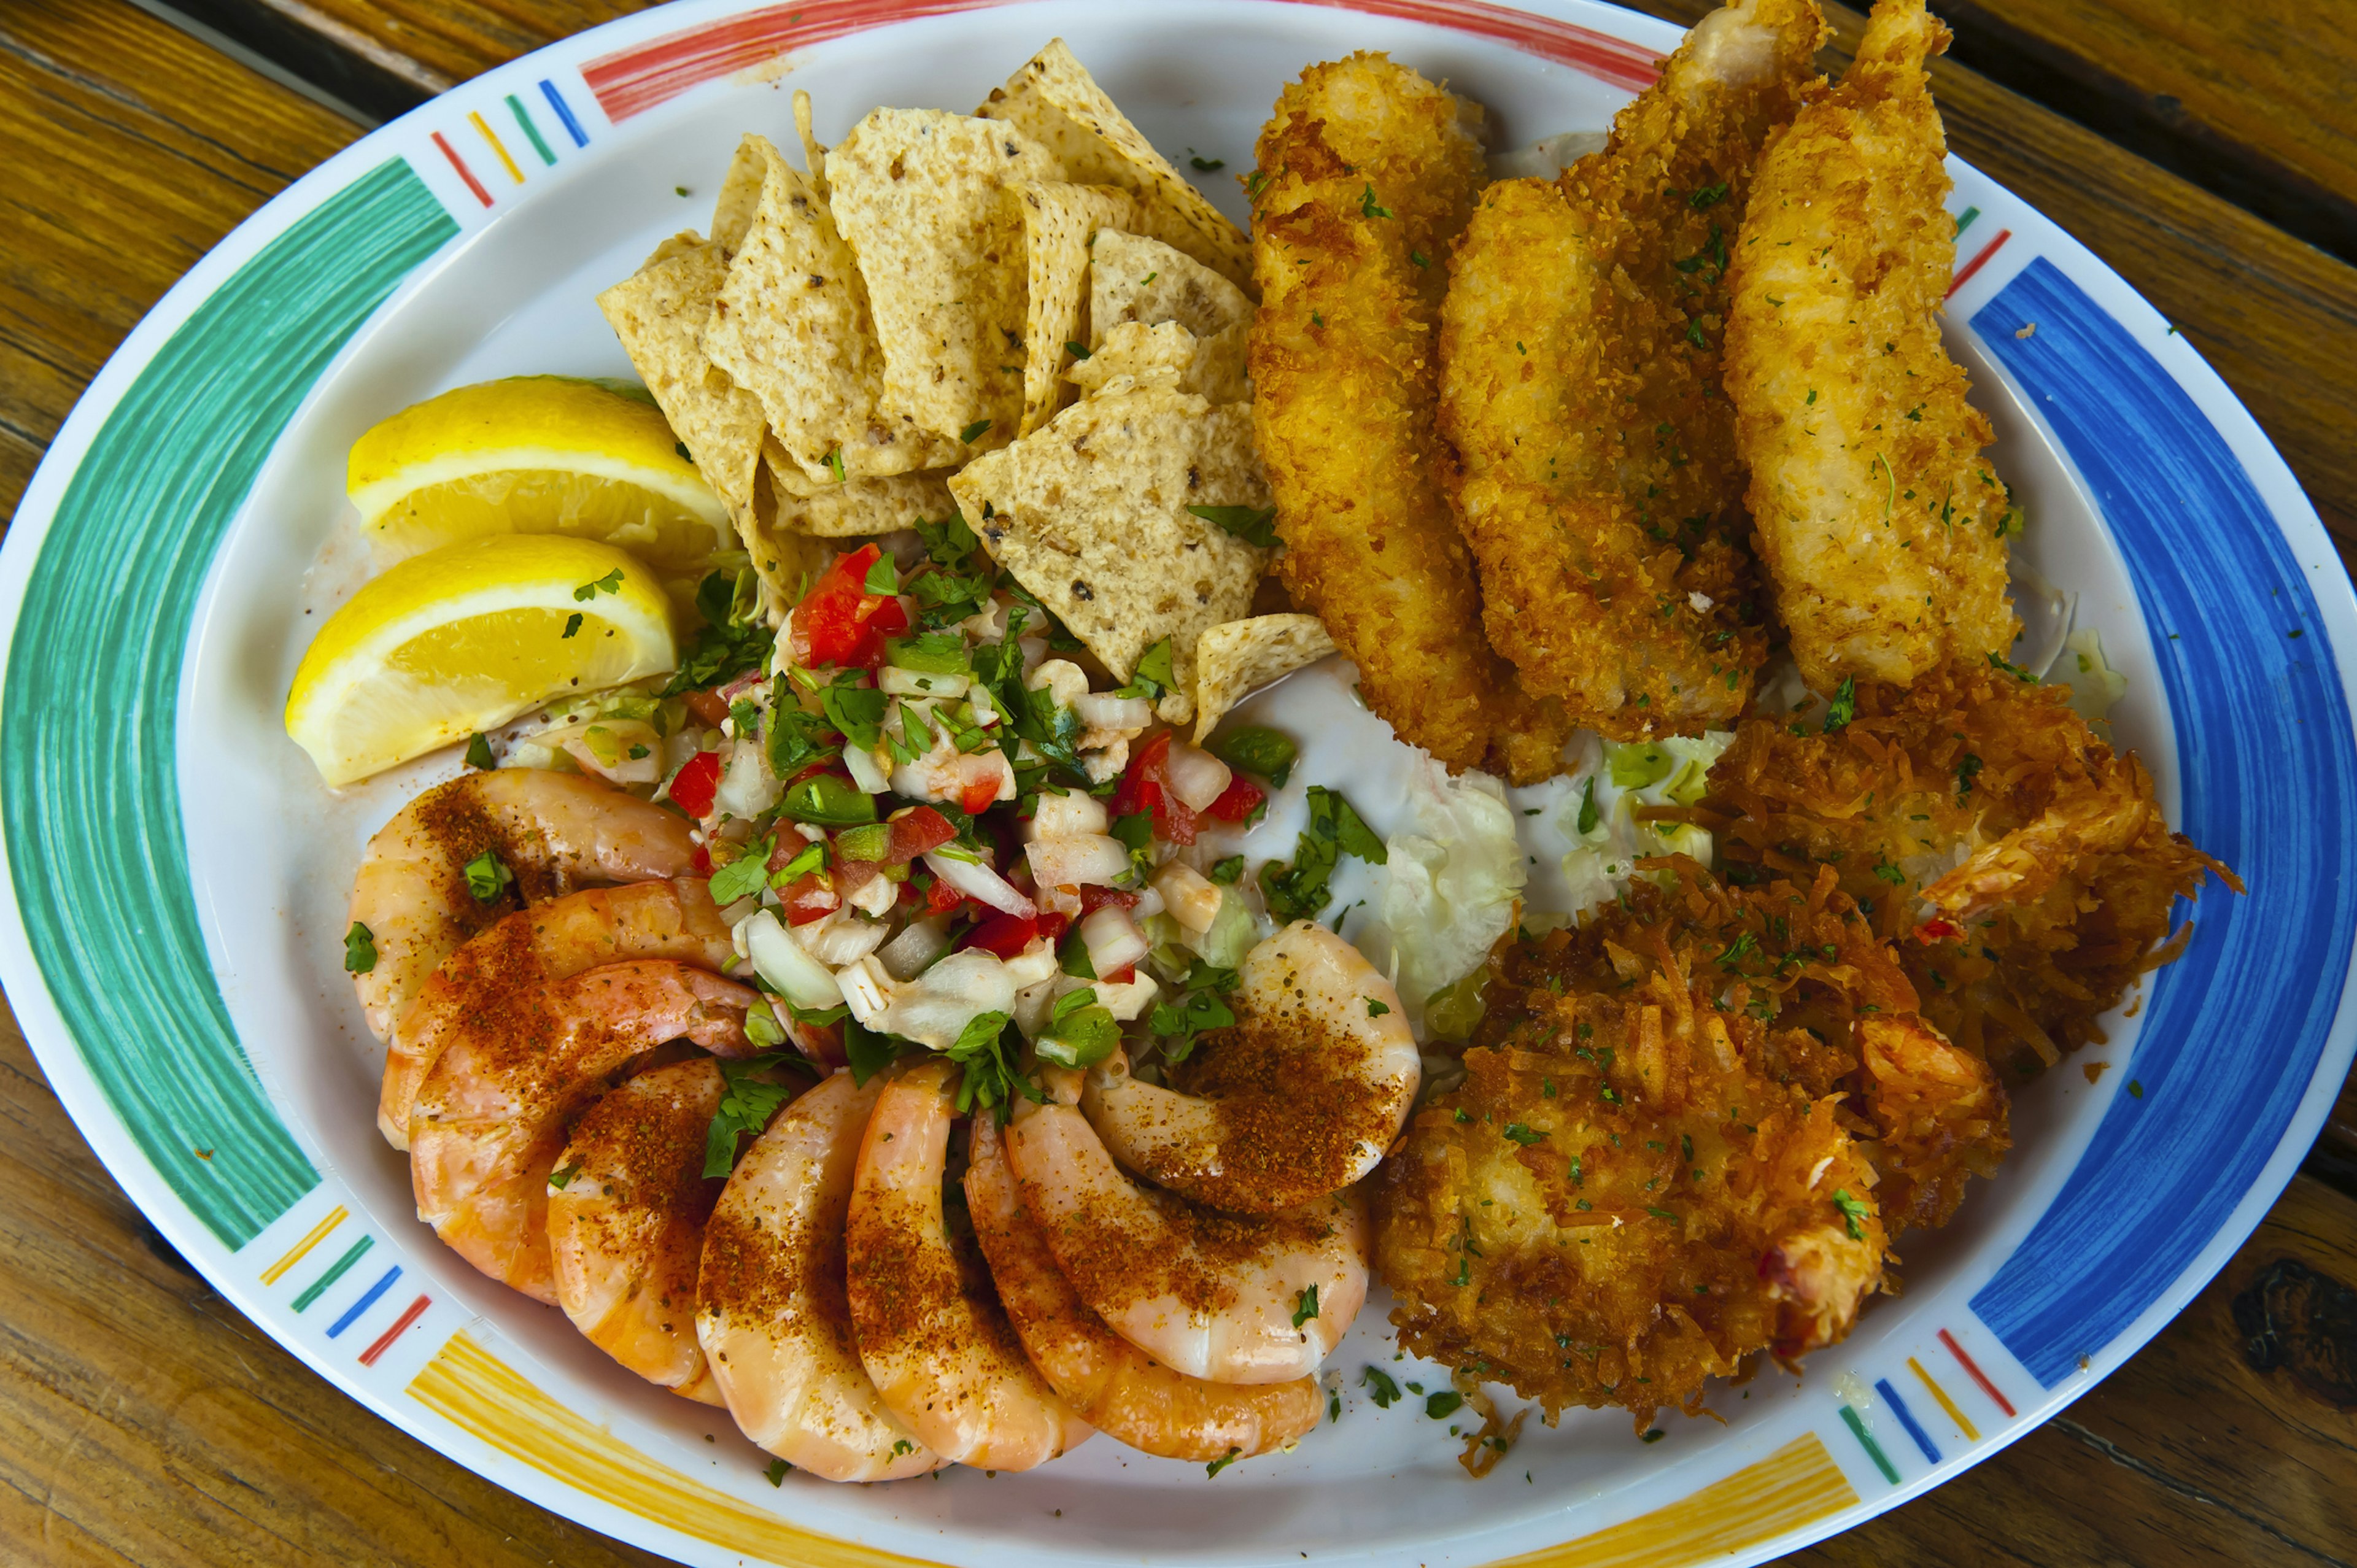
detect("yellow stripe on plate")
[1482,1434,1858,1568]
[408,1330,945,1567]
[260,1204,347,1284]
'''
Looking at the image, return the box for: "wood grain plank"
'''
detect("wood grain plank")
[0,0,360,529]
[0,988,674,1567]
[1934,0,2357,266]
[1778,1174,2357,1567]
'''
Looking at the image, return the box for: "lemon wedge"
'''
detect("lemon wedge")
[287,535,676,786]
[347,376,730,575]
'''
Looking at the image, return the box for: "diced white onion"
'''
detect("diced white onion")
[877,949,1018,1048]
[1028,790,1110,841]
[877,915,953,981]
[1002,937,1062,991]
[838,956,892,1026]
[1089,971,1161,1022]
[1163,740,1233,813]
[842,743,892,794]
[845,870,899,920]
[712,737,783,819]
[924,849,1035,916]
[1073,692,1152,734]
[1080,906,1150,976]
[1151,862,1223,933]
[741,910,843,1012]
[798,909,889,965]
[1026,833,1134,890]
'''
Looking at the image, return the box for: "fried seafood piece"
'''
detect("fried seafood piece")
[1250,53,1574,782]
[1438,0,1822,738]
[1702,659,2237,1086]
[1725,0,2019,691]
[1376,870,1904,1429]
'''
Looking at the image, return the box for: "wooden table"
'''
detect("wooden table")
[3,1,2354,1562]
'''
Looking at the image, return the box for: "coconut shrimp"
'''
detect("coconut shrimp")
[696,1070,944,1482]
[1082,922,1417,1213]
[379,877,735,1148]
[845,1060,1092,1469]
[349,769,698,1045]
[966,1116,1323,1461]
[548,1058,737,1403]
[409,960,756,1303]
[1002,1100,1368,1385]
[1857,1014,2007,1235]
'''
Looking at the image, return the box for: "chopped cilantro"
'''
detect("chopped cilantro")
[1822,676,1857,733]
[1689,181,1728,208]
[1425,1391,1464,1419]
[1364,997,1390,1018]
[944,1010,1042,1119]
[1190,153,1225,171]
[1064,339,1090,360]
[1576,777,1600,835]
[561,612,583,639]
[703,1055,810,1176]
[1501,1123,1546,1146]
[1359,183,1391,218]
[463,850,513,902]
[1209,855,1244,885]
[1205,1447,1242,1478]
[662,569,770,695]
[465,732,496,770]
[1832,1188,1870,1240]
[1360,1365,1402,1408]
[1210,725,1296,787]
[707,837,775,906]
[572,568,624,601]
[765,1459,789,1486]
[1185,503,1280,549]
[1149,959,1240,1064]
[1955,753,1984,797]
[342,921,377,974]
[548,1160,582,1190]
[1291,1284,1320,1327]
[959,419,994,444]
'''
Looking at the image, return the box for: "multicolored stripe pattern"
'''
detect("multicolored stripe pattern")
[254,1199,437,1367]
[432,79,594,209]
[1832,1326,2019,1487]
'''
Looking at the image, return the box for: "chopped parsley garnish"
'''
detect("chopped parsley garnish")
[548,1159,583,1190]
[1209,855,1244,885]
[1955,753,1984,797]
[1689,181,1728,208]
[1646,1207,1680,1224]
[707,836,775,906]
[343,921,377,974]
[843,1016,909,1086]
[1822,675,1857,733]
[862,554,900,595]
[1576,777,1601,835]
[561,612,584,639]
[765,691,840,778]
[1364,997,1390,1018]
[463,850,514,902]
[945,1010,1042,1119]
[1410,249,1430,268]
[1291,1284,1320,1327]
[959,419,994,444]
[1185,503,1280,549]
[1714,930,1758,968]
[572,568,624,601]
[1260,786,1385,922]
[1110,809,1157,882]
[1873,859,1906,885]
[1210,725,1296,787]
[662,568,770,695]
[1205,1447,1242,1478]
[765,1459,789,1486]
[1064,339,1091,360]
[703,1056,811,1176]
[1118,636,1176,700]
[1360,1365,1403,1408]
[1359,183,1391,218]
[1149,959,1240,1064]
[1986,651,2037,682]
[1501,1123,1546,1146]
[824,448,846,483]
[819,679,889,752]
[465,732,496,770]
[1832,1188,1870,1240]
[1640,1429,1666,1443]
[1190,153,1225,171]
[1425,1391,1464,1419]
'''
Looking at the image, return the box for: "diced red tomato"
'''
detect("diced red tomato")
[796,544,910,670]
[776,873,838,926]
[921,876,970,918]
[961,776,1002,816]
[1113,731,1198,845]
[959,910,1039,958]
[691,843,712,877]
[1202,775,1265,824]
[1035,910,1070,946]
[1101,964,1137,986]
[1915,917,1965,944]
[1079,886,1140,917]
[668,749,722,817]
[681,690,730,728]
[888,806,959,864]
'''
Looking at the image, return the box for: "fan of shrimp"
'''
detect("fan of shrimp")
[1697,657,2239,1085]
[356,773,1419,1481]
[1374,859,2007,1429]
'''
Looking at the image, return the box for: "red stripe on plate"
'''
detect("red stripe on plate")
[431,133,494,207]
[1939,1327,2018,1417]
[358,1295,432,1367]
[583,0,1662,123]
[1947,227,2012,299]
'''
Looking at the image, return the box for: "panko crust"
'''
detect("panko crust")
[1437,0,1825,739]
[1704,658,2238,1087]
[1376,867,1913,1429]
[1249,53,1575,781]
[1725,0,2019,692]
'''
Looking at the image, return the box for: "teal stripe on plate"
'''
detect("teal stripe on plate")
[1,157,458,1249]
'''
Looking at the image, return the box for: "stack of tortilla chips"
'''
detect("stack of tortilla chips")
[598,40,1333,727]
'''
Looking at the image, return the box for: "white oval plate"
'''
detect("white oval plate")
[4,3,2353,1565]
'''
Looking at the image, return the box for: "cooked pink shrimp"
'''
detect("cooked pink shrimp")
[379,877,734,1149]
[409,961,756,1304]
[1002,1100,1368,1385]
[548,1058,738,1403]
[966,1116,1323,1462]
[349,769,697,1045]
[1082,922,1419,1212]
[696,1070,944,1482]
[845,1060,1092,1469]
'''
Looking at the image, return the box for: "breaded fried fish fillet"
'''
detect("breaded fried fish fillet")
[1439,0,1824,740]
[1725,0,2019,692]
[1250,55,1573,782]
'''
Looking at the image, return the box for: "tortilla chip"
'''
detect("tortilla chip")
[824,108,1059,451]
[739,462,831,622]
[977,39,1253,293]
[947,384,1270,724]
[1191,614,1338,741]
[1089,230,1251,342]
[1017,181,1136,434]
[597,238,767,537]
[1069,320,1247,405]
[764,441,956,538]
[792,89,830,199]
[702,137,960,487]
[710,134,770,255]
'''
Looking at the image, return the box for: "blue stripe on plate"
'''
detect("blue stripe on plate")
[1875,1378,1940,1464]
[1966,257,2357,1387]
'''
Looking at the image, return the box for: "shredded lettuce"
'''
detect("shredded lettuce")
[1561,732,1734,916]
[1376,762,1526,1025]
[2055,627,2129,725]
